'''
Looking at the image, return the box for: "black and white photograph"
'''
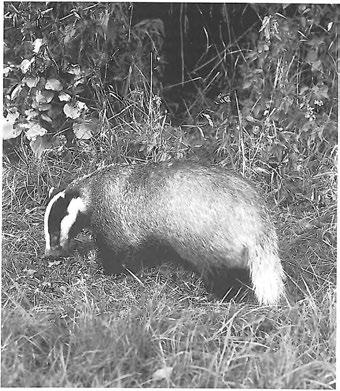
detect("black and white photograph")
[2,2,337,387]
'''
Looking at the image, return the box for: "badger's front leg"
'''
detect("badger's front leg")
[95,232,144,276]
[94,232,127,275]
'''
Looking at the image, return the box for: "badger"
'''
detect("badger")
[44,161,285,305]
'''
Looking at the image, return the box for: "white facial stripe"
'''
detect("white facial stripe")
[59,197,87,248]
[44,191,66,252]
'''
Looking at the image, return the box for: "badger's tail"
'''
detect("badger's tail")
[249,244,285,305]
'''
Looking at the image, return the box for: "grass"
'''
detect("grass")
[1,151,336,388]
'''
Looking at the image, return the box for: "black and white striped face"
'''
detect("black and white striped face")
[44,189,87,257]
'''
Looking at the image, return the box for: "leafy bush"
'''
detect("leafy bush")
[237,5,337,203]
[3,2,164,157]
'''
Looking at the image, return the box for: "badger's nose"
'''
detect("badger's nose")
[44,246,67,259]
[44,248,53,258]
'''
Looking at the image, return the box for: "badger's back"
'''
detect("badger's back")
[87,162,277,270]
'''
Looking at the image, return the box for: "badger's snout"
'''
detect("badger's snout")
[44,245,69,259]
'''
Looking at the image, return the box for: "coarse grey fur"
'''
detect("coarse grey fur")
[45,161,286,305]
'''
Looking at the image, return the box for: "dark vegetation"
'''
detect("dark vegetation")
[2,3,337,387]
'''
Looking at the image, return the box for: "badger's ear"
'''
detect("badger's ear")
[48,187,55,198]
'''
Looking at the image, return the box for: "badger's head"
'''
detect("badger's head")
[44,189,88,258]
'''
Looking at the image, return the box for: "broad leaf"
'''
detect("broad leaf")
[63,101,88,119]
[58,92,71,102]
[73,122,93,139]
[2,111,21,140]
[20,58,34,74]
[33,38,43,53]
[35,90,54,104]
[26,122,48,140]
[45,78,63,91]
[25,109,38,120]
[9,84,23,100]
[30,134,52,159]
[23,76,39,88]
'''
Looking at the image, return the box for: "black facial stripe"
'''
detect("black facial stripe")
[48,190,81,242]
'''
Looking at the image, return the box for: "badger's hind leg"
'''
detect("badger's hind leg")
[203,266,253,302]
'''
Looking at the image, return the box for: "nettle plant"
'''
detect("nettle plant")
[3,2,164,158]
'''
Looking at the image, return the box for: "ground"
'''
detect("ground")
[1,162,336,388]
